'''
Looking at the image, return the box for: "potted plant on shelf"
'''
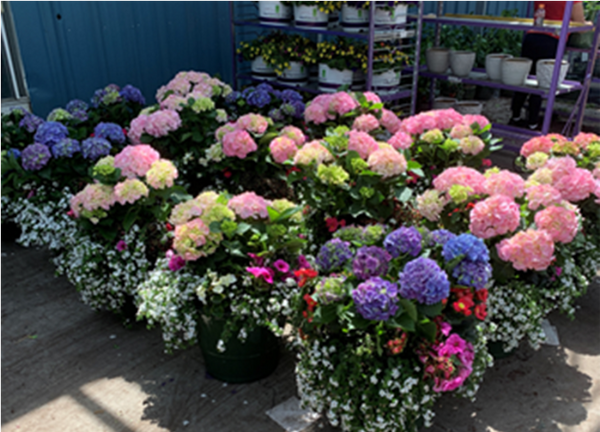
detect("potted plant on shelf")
[367,42,410,95]
[137,190,306,381]
[340,1,370,33]
[316,39,367,93]
[293,225,493,431]
[237,34,278,82]
[257,1,293,26]
[285,1,340,29]
[261,33,317,87]
[374,1,409,28]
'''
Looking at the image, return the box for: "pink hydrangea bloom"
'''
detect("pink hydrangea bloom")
[469,195,521,239]
[128,115,148,144]
[459,135,485,155]
[496,229,555,271]
[304,103,329,124]
[433,109,464,130]
[573,132,600,150]
[114,145,161,179]
[545,156,577,183]
[367,146,407,178]
[362,92,382,104]
[462,114,490,130]
[554,168,596,202]
[215,123,238,141]
[329,92,359,115]
[348,130,379,159]
[534,205,578,244]
[170,200,204,226]
[595,180,600,204]
[484,170,525,198]
[526,152,550,171]
[401,113,438,135]
[433,167,487,195]
[236,113,269,135]
[146,159,178,189]
[222,130,258,159]
[416,189,447,221]
[593,162,600,180]
[144,109,182,137]
[228,192,272,220]
[312,93,334,108]
[527,167,554,186]
[388,131,413,150]
[520,136,554,157]
[280,126,306,147]
[381,109,402,134]
[160,94,188,111]
[293,141,333,165]
[352,114,380,132]
[269,136,298,163]
[173,218,210,261]
[114,178,149,205]
[450,124,473,140]
[70,183,116,218]
[526,184,563,210]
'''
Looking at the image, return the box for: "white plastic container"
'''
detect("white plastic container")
[454,101,483,115]
[536,59,569,88]
[374,4,408,27]
[277,61,309,87]
[341,4,369,33]
[251,56,277,81]
[450,51,476,77]
[294,5,328,29]
[426,48,450,74]
[372,69,401,95]
[501,57,533,86]
[258,1,292,26]
[318,64,353,93]
[485,53,513,81]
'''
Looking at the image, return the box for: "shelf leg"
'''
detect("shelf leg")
[574,14,600,135]
[366,1,376,92]
[229,1,238,91]
[411,1,423,116]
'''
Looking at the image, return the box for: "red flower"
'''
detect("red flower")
[451,287,472,299]
[286,166,301,177]
[466,202,476,210]
[90,133,95,137]
[303,293,317,310]
[325,217,347,233]
[453,296,474,316]
[223,168,232,178]
[475,289,488,302]
[475,303,487,320]
[122,128,128,136]
[66,210,75,218]
[482,158,492,167]
[295,269,318,287]
[166,223,174,231]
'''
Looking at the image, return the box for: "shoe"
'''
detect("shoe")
[508,117,527,128]
[527,123,539,131]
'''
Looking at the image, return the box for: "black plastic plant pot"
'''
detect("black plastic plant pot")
[1,221,22,243]
[487,340,517,360]
[198,314,280,383]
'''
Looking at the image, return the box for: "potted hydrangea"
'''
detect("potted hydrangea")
[293,225,493,431]
[316,39,367,93]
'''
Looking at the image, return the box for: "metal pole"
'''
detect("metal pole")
[366,1,376,91]
[541,1,573,134]
[411,1,423,115]
[229,1,238,91]
[574,14,600,134]
[1,12,21,99]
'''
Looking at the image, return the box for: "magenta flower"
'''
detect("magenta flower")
[248,252,265,266]
[246,267,274,284]
[273,259,290,273]
[168,254,186,272]
[116,240,128,252]
[298,255,311,269]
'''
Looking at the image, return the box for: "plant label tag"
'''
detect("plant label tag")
[448,76,462,84]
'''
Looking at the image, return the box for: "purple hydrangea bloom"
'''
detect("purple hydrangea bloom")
[429,229,456,246]
[94,122,125,144]
[442,234,489,264]
[241,87,256,98]
[268,108,284,122]
[225,91,242,104]
[352,246,391,280]
[247,90,271,108]
[34,121,69,147]
[256,82,274,93]
[91,84,121,108]
[398,257,450,305]
[19,113,45,134]
[70,109,88,122]
[51,138,81,158]
[7,148,21,159]
[290,100,305,118]
[352,277,399,321]
[452,261,492,290]
[21,143,52,171]
[120,84,145,105]
[81,137,111,160]
[280,89,303,103]
[384,226,422,258]
[272,90,282,99]
[66,99,89,113]
[316,238,353,273]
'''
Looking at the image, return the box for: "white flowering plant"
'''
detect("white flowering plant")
[148,190,306,351]
[292,225,494,431]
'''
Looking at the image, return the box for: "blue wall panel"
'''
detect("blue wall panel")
[422,1,529,17]
[11,1,233,116]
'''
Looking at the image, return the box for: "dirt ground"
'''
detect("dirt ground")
[2,238,599,432]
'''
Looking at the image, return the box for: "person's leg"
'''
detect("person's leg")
[510,34,537,122]
[527,35,559,127]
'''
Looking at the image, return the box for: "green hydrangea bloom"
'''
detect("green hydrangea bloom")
[449,184,473,204]
[317,164,349,186]
[92,156,116,177]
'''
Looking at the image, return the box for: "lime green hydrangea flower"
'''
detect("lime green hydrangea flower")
[317,164,349,186]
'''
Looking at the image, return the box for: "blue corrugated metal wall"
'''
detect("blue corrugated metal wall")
[11,1,531,116]
[11,1,233,116]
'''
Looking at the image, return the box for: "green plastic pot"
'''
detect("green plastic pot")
[198,314,280,383]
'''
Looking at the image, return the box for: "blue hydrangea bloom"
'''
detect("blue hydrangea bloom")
[316,238,353,273]
[7,148,21,159]
[352,277,399,321]
[225,91,241,104]
[241,87,256,98]
[34,121,69,147]
[19,113,45,134]
[398,257,450,305]
[51,138,81,158]
[94,122,125,144]
[256,82,274,93]
[452,261,492,290]
[268,108,284,122]
[21,143,52,171]
[71,109,88,122]
[272,90,282,99]
[120,84,145,105]
[247,90,271,108]
[91,84,121,108]
[384,226,422,258]
[429,229,456,246]
[289,100,305,118]
[81,137,111,160]
[352,246,391,280]
[280,89,303,102]
[66,99,89,113]
[442,233,490,264]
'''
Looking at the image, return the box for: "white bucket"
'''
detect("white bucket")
[374,4,408,27]
[536,59,570,88]
[318,64,353,93]
[372,70,401,95]
[258,1,292,26]
[294,5,329,29]
[251,56,277,81]
[278,61,309,87]
[341,4,369,33]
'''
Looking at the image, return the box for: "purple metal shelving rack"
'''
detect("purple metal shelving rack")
[229,1,424,117]
[417,1,600,145]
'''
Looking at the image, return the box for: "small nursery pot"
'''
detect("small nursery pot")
[536,59,570,88]
[426,48,451,74]
[340,4,369,33]
[501,57,533,86]
[278,61,309,87]
[318,64,353,93]
[258,1,292,26]
[485,53,513,81]
[294,4,328,29]
[454,100,483,115]
[374,4,408,27]
[372,69,402,95]
[433,96,457,110]
[251,55,277,81]
[450,50,476,77]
